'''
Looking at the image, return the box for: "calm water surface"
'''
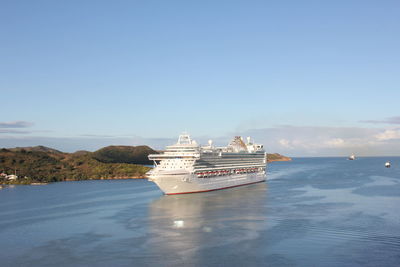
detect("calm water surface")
[1,157,399,266]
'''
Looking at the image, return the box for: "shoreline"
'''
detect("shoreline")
[267,158,292,162]
[1,158,291,186]
[64,176,146,181]
[1,176,147,186]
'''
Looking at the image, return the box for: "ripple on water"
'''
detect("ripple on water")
[1,158,400,267]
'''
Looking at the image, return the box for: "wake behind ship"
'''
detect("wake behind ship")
[146,134,267,195]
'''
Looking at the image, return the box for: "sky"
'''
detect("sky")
[1,0,400,156]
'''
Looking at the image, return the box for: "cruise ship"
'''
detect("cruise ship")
[146,134,267,195]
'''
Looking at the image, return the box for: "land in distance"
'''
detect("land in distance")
[0,146,291,185]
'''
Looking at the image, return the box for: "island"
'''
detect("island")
[267,153,292,162]
[0,146,156,185]
[0,146,291,185]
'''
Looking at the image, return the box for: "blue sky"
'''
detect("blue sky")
[1,0,400,155]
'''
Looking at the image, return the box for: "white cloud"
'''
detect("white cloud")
[0,129,31,134]
[361,116,400,125]
[324,138,345,147]
[237,125,400,156]
[279,139,292,148]
[374,129,400,141]
[0,121,33,128]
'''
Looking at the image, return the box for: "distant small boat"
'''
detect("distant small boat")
[348,154,355,160]
[385,162,391,168]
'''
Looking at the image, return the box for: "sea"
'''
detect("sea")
[0,157,399,267]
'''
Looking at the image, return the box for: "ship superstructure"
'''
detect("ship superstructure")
[146,134,267,195]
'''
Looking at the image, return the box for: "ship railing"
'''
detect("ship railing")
[195,166,265,178]
[194,164,266,172]
[148,154,200,160]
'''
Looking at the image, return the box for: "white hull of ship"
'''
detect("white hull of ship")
[149,172,266,195]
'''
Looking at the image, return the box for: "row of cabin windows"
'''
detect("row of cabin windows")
[160,159,194,169]
[196,167,265,178]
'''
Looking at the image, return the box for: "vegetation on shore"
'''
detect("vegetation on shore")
[0,146,157,184]
[267,153,292,162]
[92,145,156,165]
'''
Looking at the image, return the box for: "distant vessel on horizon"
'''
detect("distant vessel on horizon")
[385,161,391,168]
[146,134,267,195]
[348,154,355,160]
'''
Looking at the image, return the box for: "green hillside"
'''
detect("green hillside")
[267,153,292,162]
[0,146,155,184]
[92,145,157,165]
[9,145,63,154]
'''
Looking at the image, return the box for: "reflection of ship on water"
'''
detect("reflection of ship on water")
[147,183,268,264]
